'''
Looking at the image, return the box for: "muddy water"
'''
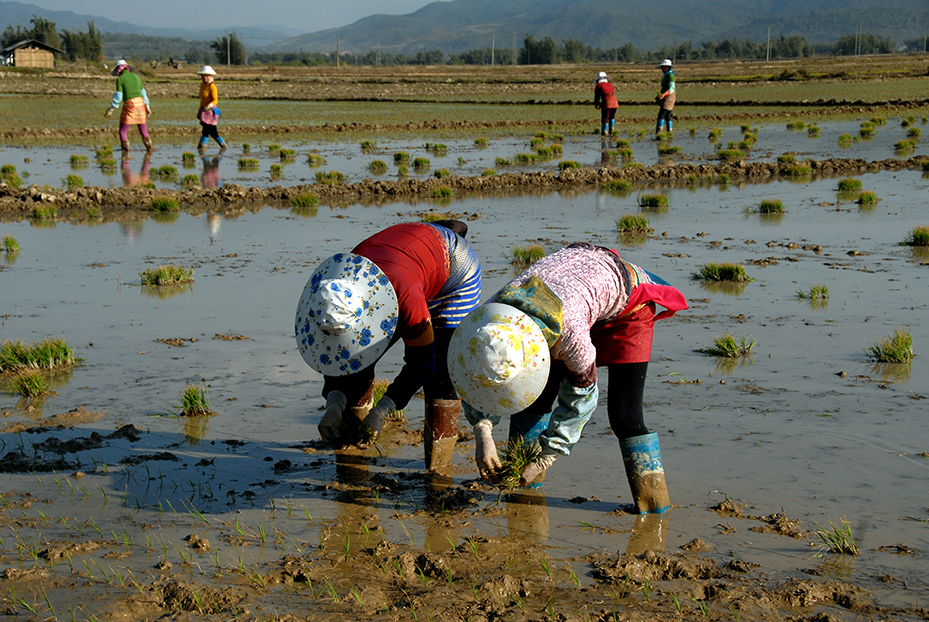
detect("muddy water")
[1,128,928,617]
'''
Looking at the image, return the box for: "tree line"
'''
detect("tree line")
[2,15,102,62]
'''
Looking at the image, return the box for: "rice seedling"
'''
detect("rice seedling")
[859,123,875,138]
[94,146,113,159]
[509,244,546,266]
[907,127,921,139]
[432,187,453,199]
[777,154,796,163]
[182,152,196,163]
[279,149,297,161]
[151,197,179,212]
[313,170,346,186]
[638,194,668,208]
[70,154,88,166]
[139,264,194,286]
[434,168,450,179]
[270,163,283,175]
[496,436,541,490]
[923,162,929,172]
[393,151,410,163]
[529,137,544,148]
[494,157,513,167]
[857,191,878,205]
[737,140,754,151]
[807,126,821,137]
[786,120,805,130]
[1,163,17,175]
[2,172,23,188]
[268,143,281,152]
[474,137,489,148]
[837,178,862,191]
[559,160,581,170]
[307,153,326,167]
[515,152,538,164]
[31,204,57,220]
[901,116,916,127]
[397,165,409,176]
[290,193,319,208]
[655,131,673,142]
[1,234,20,254]
[481,168,496,176]
[838,133,853,144]
[601,179,632,193]
[870,116,886,125]
[175,383,214,417]
[424,142,447,153]
[796,284,829,301]
[717,148,744,161]
[180,174,200,186]
[866,329,914,363]
[784,164,812,177]
[368,160,388,173]
[360,139,377,150]
[707,128,722,141]
[814,517,860,555]
[758,199,784,213]
[241,143,251,153]
[615,147,635,159]
[413,157,431,169]
[658,145,682,155]
[893,139,917,151]
[691,262,754,282]
[0,337,81,373]
[158,165,178,179]
[716,173,731,186]
[237,158,260,169]
[10,370,49,397]
[902,225,929,246]
[616,214,651,233]
[695,334,756,357]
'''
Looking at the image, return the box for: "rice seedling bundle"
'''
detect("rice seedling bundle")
[691,262,754,282]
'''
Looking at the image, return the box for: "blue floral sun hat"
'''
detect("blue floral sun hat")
[295,253,398,376]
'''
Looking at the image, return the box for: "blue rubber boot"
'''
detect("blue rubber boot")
[609,119,615,136]
[666,119,673,133]
[197,136,209,151]
[619,432,670,514]
[216,136,227,151]
[601,123,608,136]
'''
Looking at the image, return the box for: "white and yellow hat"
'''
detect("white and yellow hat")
[447,303,550,416]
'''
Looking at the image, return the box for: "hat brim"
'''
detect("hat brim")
[110,63,135,76]
[448,303,551,416]
[295,253,398,376]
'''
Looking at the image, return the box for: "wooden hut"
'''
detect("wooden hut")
[1,40,64,68]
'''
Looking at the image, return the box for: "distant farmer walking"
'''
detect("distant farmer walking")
[104,59,153,153]
[655,59,676,136]
[593,71,619,136]
[196,65,226,152]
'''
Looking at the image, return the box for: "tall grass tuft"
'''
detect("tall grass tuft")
[509,245,546,266]
[902,225,929,246]
[0,337,78,373]
[616,214,651,233]
[175,383,214,417]
[691,263,754,282]
[638,194,668,208]
[837,178,862,192]
[814,518,860,556]
[695,334,756,357]
[796,284,829,301]
[140,264,194,286]
[866,329,914,364]
[11,370,49,397]
[857,191,878,205]
[432,187,453,199]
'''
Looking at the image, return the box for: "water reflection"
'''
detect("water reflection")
[868,362,911,385]
[711,355,756,377]
[140,283,194,299]
[3,250,18,266]
[182,414,212,446]
[120,220,144,244]
[201,155,222,189]
[626,513,669,556]
[505,488,550,545]
[697,281,750,297]
[121,153,152,187]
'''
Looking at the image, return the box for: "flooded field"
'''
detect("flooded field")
[1,61,929,619]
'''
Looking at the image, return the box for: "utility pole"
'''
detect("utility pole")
[673,33,677,62]
[766,27,771,62]
[227,34,230,67]
[491,33,495,67]
[513,32,517,65]
[336,34,340,67]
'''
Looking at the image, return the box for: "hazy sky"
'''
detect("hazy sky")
[23,0,438,33]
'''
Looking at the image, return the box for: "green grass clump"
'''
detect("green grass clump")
[151,197,179,212]
[270,163,283,174]
[315,171,345,185]
[638,194,668,208]
[695,333,756,357]
[368,160,388,173]
[393,152,410,163]
[474,138,489,148]
[870,116,886,126]
[175,383,214,417]
[1,164,17,175]
[64,174,83,190]
[558,161,581,170]
[784,164,812,177]
[776,154,796,163]
[98,158,116,170]
[481,168,496,176]
[615,139,630,148]
[902,225,929,246]
[866,329,914,363]
[424,142,447,153]
[0,337,78,373]
[857,191,878,205]
[837,178,862,191]
[180,174,200,186]
[268,143,281,152]
[796,284,829,301]
[413,157,431,169]
[432,187,454,199]
[434,168,450,179]
[10,369,49,397]
[290,193,319,208]
[815,518,860,556]
[419,212,453,223]
[280,149,297,161]
[658,145,682,156]
[360,139,377,150]
[496,436,541,490]
[894,139,917,152]
[157,165,178,179]
[601,179,632,193]
[691,262,754,282]
[786,120,805,130]
[241,143,251,153]
[3,234,20,252]
[397,165,409,176]
[494,157,513,167]
[758,199,784,213]
[718,149,744,161]
[32,205,58,220]
[859,123,876,138]
[707,128,723,142]
[901,116,916,128]
[515,152,538,164]
[837,134,853,145]
[716,174,731,186]
[807,126,821,137]
[69,154,88,166]
[509,244,546,266]
[616,214,651,233]
[140,264,194,286]
[94,146,112,159]
[2,172,23,188]
[182,152,196,163]
[907,127,922,139]
[307,153,326,167]
[237,158,260,169]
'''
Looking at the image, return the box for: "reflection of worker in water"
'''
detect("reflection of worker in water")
[295,221,482,471]
[593,71,619,137]
[201,155,221,189]
[121,152,152,186]
[448,243,688,514]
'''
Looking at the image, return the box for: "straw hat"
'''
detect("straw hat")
[659,59,674,68]
[295,253,398,376]
[110,59,135,76]
[447,303,550,416]
[197,65,218,76]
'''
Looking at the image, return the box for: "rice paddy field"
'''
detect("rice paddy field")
[0,55,928,621]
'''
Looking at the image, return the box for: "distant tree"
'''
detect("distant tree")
[520,35,557,64]
[61,21,102,62]
[211,33,245,65]
[561,38,586,63]
[29,15,59,49]
[832,32,894,55]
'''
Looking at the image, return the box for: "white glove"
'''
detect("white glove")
[318,391,347,444]
[520,449,558,485]
[473,419,501,478]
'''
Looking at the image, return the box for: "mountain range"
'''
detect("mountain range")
[3,0,928,55]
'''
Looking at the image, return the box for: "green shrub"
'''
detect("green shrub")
[691,262,754,282]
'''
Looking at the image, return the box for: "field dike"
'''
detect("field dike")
[2,155,927,220]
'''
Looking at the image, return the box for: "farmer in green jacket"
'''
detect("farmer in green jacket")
[655,59,676,137]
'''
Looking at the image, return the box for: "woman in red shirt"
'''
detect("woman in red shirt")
[593,72,619,136]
